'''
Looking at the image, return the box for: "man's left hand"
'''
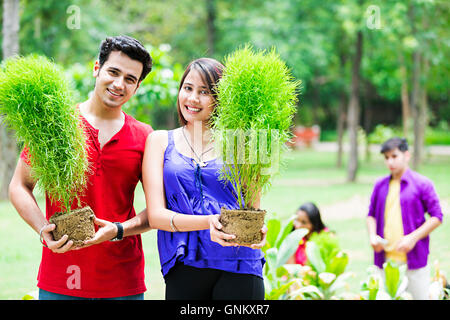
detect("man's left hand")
[77,218,118,249]
[396,234,417,253]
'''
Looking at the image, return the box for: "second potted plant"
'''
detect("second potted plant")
[211,45,300,245]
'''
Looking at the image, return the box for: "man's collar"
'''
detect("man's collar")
[389,167,411,184]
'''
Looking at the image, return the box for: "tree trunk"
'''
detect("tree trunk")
[2,0,19,57]
[336,91,346,168]
[0,0,20,200]
[409,3,425,170]
[399,54,411,138]
[336,51,347,168]
[363,80,374,162]
[346,30,363,182]
[413,57,428,169]
[205,0,216,55]
[312,79,320,125]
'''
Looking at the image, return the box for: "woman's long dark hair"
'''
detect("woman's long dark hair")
[293,202,326,233]
[300,202,326,233]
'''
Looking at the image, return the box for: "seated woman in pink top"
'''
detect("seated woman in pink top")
[287,202,328,265]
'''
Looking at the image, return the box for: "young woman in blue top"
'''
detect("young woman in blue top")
[142,58,266,300]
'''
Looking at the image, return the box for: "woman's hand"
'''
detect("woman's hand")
[208,215,267,249]
[208,214,237,247]
[238,225,268,250]
[249,225,267,249]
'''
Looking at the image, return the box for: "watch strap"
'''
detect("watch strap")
[111,222,124,241]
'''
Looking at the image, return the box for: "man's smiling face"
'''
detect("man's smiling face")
[93,50,143,109]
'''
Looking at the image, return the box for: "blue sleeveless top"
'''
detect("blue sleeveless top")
[157,130,265,278]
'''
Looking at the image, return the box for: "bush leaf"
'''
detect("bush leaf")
[276,228,308,268]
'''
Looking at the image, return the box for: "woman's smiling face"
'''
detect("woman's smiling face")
[178,68,215,125]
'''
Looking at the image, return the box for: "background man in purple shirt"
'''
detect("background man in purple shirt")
[366,137,443,299]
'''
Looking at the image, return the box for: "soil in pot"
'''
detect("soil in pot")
[219,207,266,245]
[49,206,95,247]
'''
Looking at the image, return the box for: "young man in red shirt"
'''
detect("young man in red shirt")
[9,35,154,299]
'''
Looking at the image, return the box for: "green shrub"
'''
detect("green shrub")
[211,45,300,209]
[360,261,410,300]
[425,123,450,145]
[0,55,89,212]
[368,123,450,146]
[262,215,309,300]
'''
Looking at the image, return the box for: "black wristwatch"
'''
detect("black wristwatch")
[110,222,124,241]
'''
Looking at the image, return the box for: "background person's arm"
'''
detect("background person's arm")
[366,216,384,253]
[396,217,441,253]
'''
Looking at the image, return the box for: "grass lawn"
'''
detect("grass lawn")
[0,148,448,299]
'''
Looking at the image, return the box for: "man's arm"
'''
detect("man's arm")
[396,217,441,253]
[123,207,151,237]
[396,178,443,253]
[83,208,152,246]
[367,216,384,253]
[9,158,74,253]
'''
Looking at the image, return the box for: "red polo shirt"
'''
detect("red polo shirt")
[21,111,153,298]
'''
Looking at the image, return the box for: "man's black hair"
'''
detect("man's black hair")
[98,35,152,82]
[380,137,409,154]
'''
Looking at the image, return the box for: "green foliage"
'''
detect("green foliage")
[125,44,184,128]
[0,55,89,212]
[262,216,353,300]
[5,0,449,132]
[287,231,353,300]
[360,261,410,300]
[368,124,412,145]
[22,290,38,300]
[384,260,405,298]
[307,231,342,272]
[262,215,309,300]
[17,0,118,65]
[211,45,300,209]
[368,123,450,146]
[425,122,450,145]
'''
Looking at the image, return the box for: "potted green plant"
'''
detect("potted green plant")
[0,55,94,246]
[210,45,300,245]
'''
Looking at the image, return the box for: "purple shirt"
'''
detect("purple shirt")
[158,130,265,278]
[368,168,443,269]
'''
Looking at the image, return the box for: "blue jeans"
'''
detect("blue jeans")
[39,288,144,300]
